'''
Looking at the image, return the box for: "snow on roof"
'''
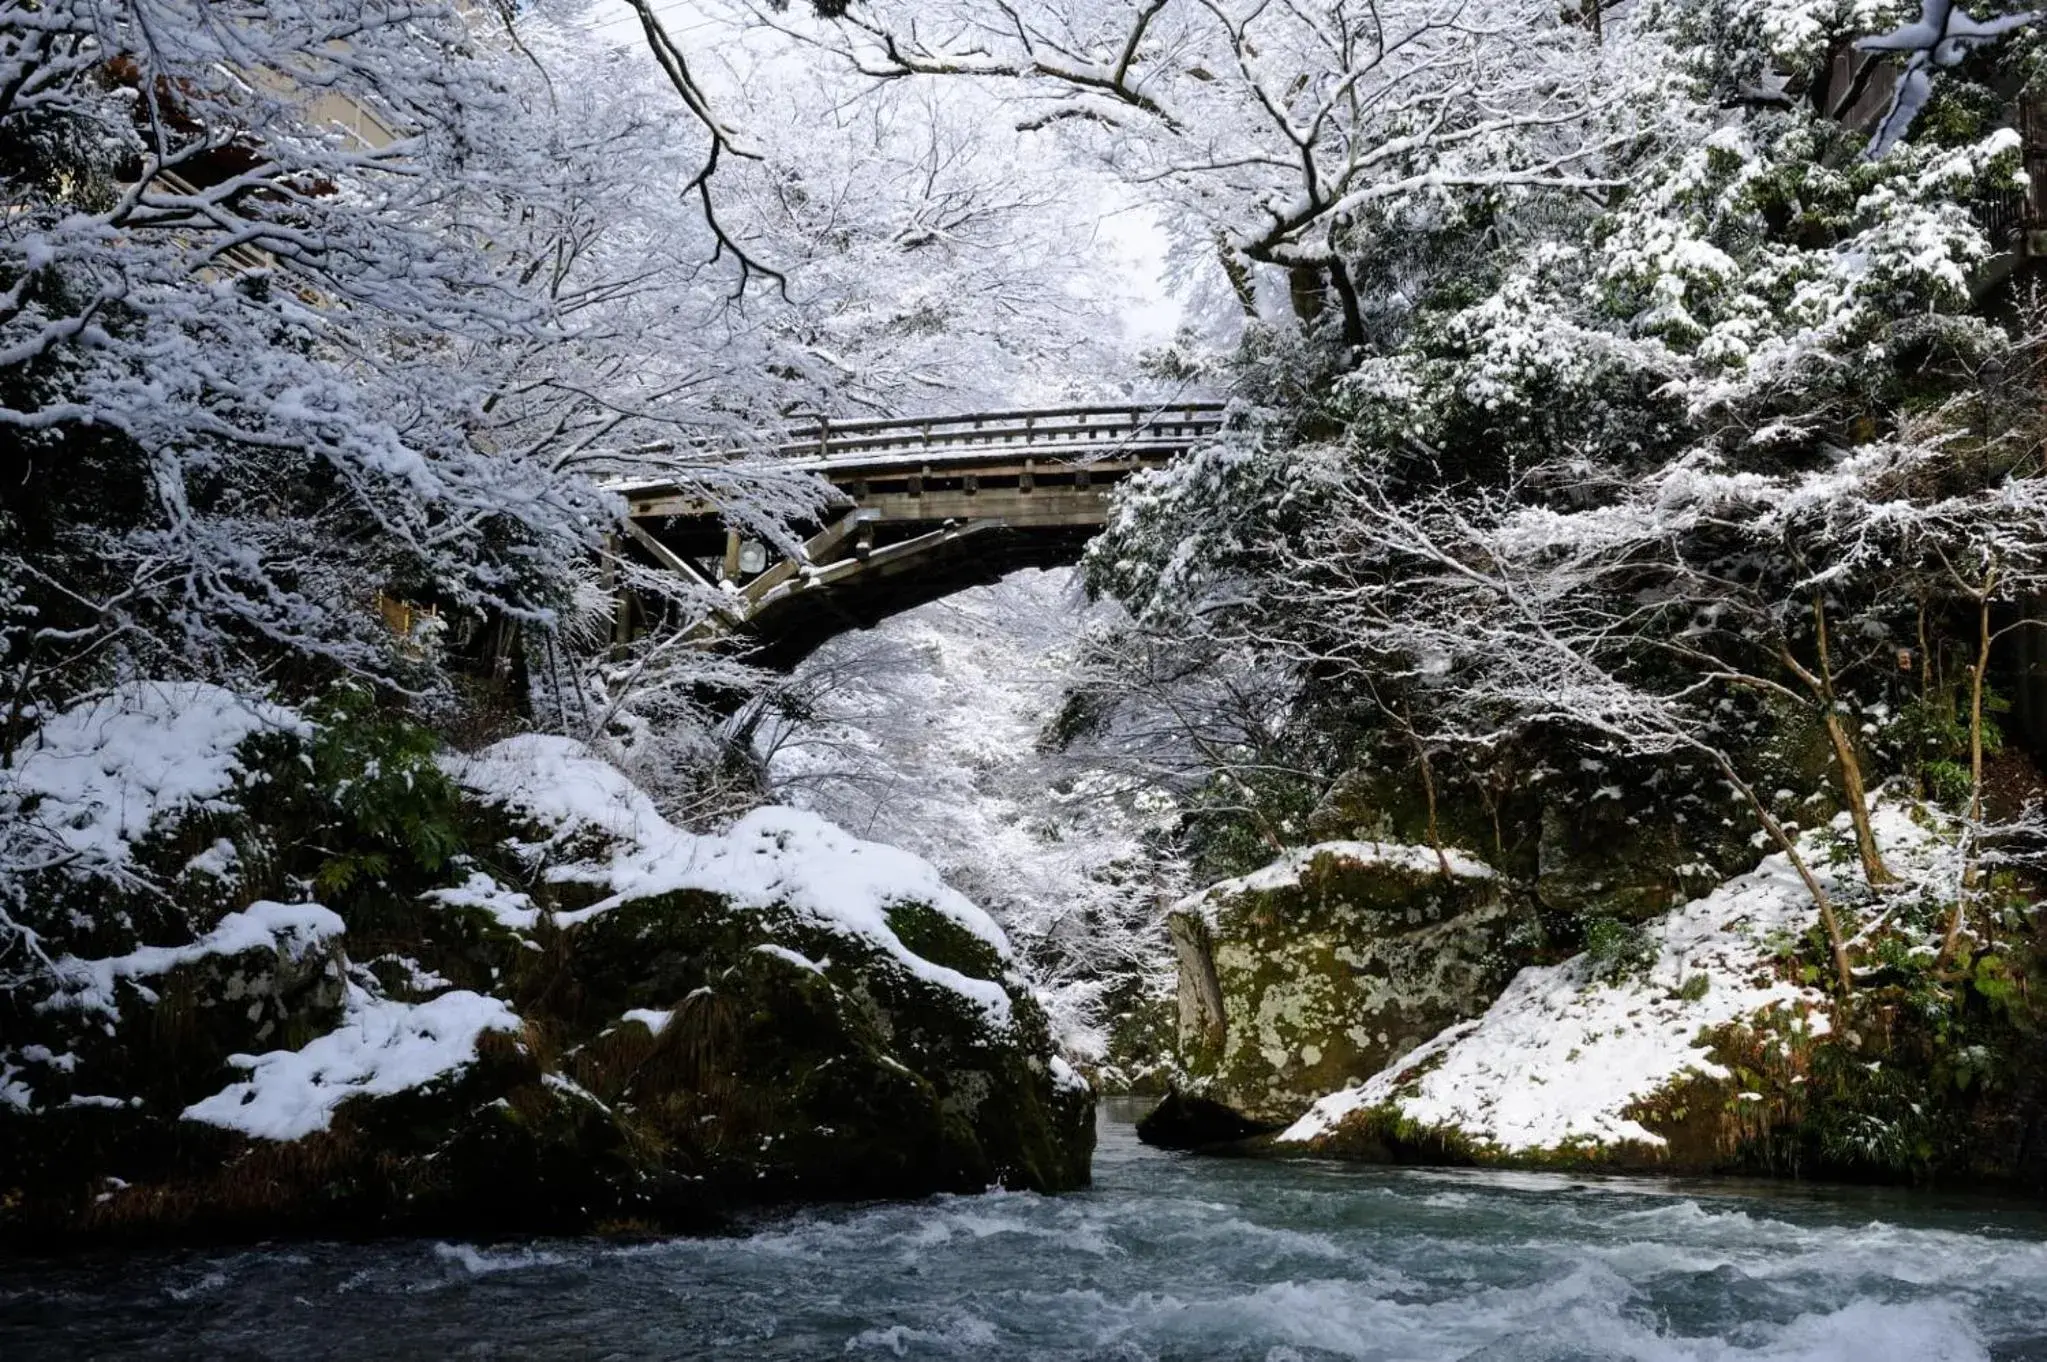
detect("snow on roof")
[44,900,344,1018]
[443,735,1018,1028]
[1176,839,1495,922]
[6,681,308,868]
[1280,804,1934,1155]
[182,984,520,1142]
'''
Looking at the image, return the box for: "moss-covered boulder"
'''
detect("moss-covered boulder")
[0,698,1092,1247]
[1306,763,1532,875]
[1162,841,1523,1127]
[550,888,1091,1202]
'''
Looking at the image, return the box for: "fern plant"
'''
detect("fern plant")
[308,686,463,896]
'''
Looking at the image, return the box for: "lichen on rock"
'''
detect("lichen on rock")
[1161,839,1522,1127]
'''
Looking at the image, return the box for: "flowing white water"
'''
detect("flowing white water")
[6,1101,2047,1360]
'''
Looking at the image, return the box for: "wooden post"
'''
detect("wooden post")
[2027,98,2047,256]
[602,531,631,656]
[721,529,742,584]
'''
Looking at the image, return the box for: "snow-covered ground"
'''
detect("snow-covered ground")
[1280,804,1936,1154]
[4,681,308,869]
[47,901,344,1019]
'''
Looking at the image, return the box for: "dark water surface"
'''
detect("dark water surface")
[6,1098,2047,1360]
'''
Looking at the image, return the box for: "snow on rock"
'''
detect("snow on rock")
[45,901,345,1017]
[422,870,540,932]
[185,839,240,879]
[1177,839,1495,923]
[0,1060,31,1112]
[5,682,307,867]
[1048,1054,1092,1095]
[1280,805,1932,1155]
[619,1007,674,1036]
[443,735,1017,1027]
[182,984,521,1141]
[754,943,827,974]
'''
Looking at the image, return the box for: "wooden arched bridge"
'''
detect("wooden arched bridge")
[607,401,1227,666]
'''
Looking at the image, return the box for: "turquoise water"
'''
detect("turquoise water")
[6,1100,2047,1359]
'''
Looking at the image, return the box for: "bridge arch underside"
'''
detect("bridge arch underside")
[609,402,1225,671]
[616,488,1110,672]
[739,522,1090,670]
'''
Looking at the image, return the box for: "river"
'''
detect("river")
[5,1098,2047,1360]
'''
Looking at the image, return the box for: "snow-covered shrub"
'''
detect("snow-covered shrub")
[1583,917,1659,986]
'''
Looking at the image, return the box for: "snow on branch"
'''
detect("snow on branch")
[1858,1,2042,158]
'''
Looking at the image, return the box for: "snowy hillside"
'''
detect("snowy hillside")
[1281,806,1940,1157]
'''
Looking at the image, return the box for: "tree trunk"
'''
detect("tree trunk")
[1811,595,1894,886]
[1215,230,1258,317]
[1415,741,1452,878]
[1715,751,1856,996]
[1287,263,1326,324]
[1939,589,1996,970]
[1822,711,1891,886]
[1326,258,1366,349]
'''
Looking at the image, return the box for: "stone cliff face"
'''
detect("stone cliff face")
[1138,756,1791,1144]
[1163,841,1523,1127]
[0,692,1092,1247]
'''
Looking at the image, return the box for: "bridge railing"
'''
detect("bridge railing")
[775,401,1227,467]
[603,401,1229,490]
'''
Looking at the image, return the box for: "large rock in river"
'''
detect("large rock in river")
[1162,841,1522,1128]
[0,691,1091,1245]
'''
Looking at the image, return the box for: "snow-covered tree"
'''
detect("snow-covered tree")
[1071,0,2047,985]
[716,73,1135,411]
[760,0,1634,345]
[1855,1,2042,157]
[0,0,625,709]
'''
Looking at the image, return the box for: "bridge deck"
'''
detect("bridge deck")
[610,402,1224,505]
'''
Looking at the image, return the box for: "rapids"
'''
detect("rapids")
[5,1098,2047,1360]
